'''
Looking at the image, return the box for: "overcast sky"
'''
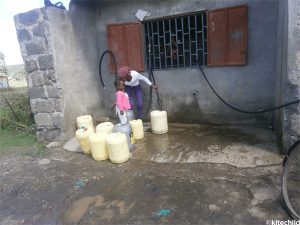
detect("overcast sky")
[0,0,70,65]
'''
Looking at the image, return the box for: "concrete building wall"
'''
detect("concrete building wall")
[96,0,278,125]
[47,3,103,139]
[17,0,300,148]
[279,0,300,151]
[274,0,288,152]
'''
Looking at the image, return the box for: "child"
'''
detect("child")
[114,79,132,125]
[118,66,157,119]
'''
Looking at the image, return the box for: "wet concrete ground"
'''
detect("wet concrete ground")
[0,123,290,225]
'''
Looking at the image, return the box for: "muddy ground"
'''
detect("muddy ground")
[0,122,291,225]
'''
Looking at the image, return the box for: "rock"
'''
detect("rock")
[208,204,221,212]
[46,142,61,148]
[38,159,51,165]
[63,137,82,153]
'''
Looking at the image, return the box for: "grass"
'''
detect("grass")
[0,87,46,156]
[0,128,47,156]
[0,128,35,149]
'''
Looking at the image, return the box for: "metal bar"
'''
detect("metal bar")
[175,19,179,66]
[181,17,185,67]
[146,23,150,69]
[169,19,173,68]
[188,16,191,66]
[157,21,161,69]
[151,22,155,68]
[201,13,205,65]
[195,15,198,65]
[163,20,167,68]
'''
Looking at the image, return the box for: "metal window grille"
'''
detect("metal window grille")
[144,12,207,70]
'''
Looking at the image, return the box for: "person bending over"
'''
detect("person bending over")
[118,66,157,119]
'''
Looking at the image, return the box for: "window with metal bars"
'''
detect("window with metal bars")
[144,12,207,70]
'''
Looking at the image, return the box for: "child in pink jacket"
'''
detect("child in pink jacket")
[114,79,132,124]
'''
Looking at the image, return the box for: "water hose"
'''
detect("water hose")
[146,39,163,113]
[99,50,118,89]
[198,64,300,113]
[149,66,163,111]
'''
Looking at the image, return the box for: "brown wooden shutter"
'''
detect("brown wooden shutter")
[227,5,247,65]
[207,8,228,66]
[207,5,247,66]
[106,22,144,72]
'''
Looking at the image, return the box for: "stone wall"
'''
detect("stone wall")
[14,9,65,141]
[281,0,300,150]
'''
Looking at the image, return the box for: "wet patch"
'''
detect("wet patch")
[133,124,281,167]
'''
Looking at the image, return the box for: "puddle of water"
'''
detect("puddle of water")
[63,195,104,224]
[101,208,114,221]
[133,124,280,167]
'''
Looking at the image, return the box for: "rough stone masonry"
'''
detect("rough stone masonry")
[14,9,65,142]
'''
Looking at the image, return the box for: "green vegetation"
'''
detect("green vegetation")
[0,128,46,156]
[0,51,7,75]
[0,88,46,156]
[7,64,24,77]
[0,88,34,126]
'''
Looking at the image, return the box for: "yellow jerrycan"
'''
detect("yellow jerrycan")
[150,110,168,134]
[89,132,108,161]
[106,132,130,163]
[76,115,94,133]
[75,127,91,154]
[96,122,114,134]
[130,119,144,139]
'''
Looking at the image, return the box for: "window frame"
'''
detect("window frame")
[143,10,208,71]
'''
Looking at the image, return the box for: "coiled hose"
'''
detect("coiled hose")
[99,50,117,89]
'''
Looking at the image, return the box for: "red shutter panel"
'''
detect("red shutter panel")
[125,23,144,71]
[207,5,247,66]
[228,5,247,65]
[207,9,228,66]
[106,22,144,72]
[106,24,128,72]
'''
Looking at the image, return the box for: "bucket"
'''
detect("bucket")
[96,122,114,134]
[113,123,135,151]
[150,110,168,134]
[130,119,144,139]
[75,128,91,154]
[106,132,130,163]
[76,115,94,133]
[126,110,135,122]
[89,132,108,161]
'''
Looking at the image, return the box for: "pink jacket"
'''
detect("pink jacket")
[115,91,131,110]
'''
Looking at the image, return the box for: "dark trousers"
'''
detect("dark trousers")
[125,85,143,119]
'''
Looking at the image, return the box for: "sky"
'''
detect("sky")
[0,0,70,65]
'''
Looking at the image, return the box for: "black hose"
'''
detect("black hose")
[146,68,153,115]
[149,66,163,111]
[99,50,118,89]
[146,38,163,113]
[198,65,300,113]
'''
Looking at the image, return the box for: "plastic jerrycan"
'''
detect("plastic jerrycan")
[76,115,94,133]
[96,122,114,134]
[89,132,108,161]
[150,110,168,134]
[75,127,92,154]
[130,119,144,139]
[106,132,130,163]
